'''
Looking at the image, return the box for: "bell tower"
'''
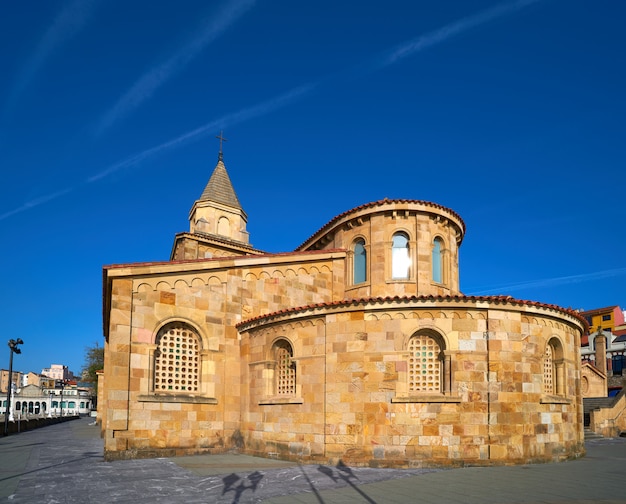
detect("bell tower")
[188,133,249,245]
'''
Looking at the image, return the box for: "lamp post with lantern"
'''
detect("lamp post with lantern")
[59,379,67,417]
[3,338,23,436]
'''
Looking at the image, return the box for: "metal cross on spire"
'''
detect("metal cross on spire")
[216,130,228,161]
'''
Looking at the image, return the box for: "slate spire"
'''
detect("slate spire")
[198,156,242,210]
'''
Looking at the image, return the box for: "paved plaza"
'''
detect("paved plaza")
[1,417,625,503]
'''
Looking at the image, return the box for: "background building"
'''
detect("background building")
[0,370,23,395]
[41,364,73,382]
[579,307,626,398]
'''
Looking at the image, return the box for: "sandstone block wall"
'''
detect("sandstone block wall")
[239,301,585,466]
[102,254,341,459]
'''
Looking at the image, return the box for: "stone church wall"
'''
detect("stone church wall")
[102,192,586,466]
[239,300,584,466]
[102,252,343,459]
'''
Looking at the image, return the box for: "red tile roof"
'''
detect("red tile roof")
[295,199,466,251]
[236,294,588,330]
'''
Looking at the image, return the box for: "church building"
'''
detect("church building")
[101,150,587,466]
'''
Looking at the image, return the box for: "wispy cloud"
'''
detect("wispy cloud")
[5,0,541,217]
[94,0,256,136]
[379,0,541,68]
[467,267,626,296]
[0,187,74,221]
[87,83,315,182]
[90,0,543,182]
[2,83,312,219]
[3,0,98,114]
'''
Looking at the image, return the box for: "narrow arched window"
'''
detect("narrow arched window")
[154,323,200,393]
[353,238,367,284]
[408,334,442,392]
[543,344,554,394]
[217,216,230,236]
[392,232,410,279]
[432,237,443,283]
[274,340,295,395]
[543,338,564,395]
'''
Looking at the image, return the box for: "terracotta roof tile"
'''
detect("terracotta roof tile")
[295,199,466,251]
[236,294,588,330]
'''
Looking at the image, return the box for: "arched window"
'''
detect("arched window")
[217,216,230,236]
[543,344,554,394]
[432,237,443,284]
[408,334,443,392]
[195,218,209,233]
[15,401,21,411]
[154,323,201,393]
[353,238,367,284]
[392,232,410,279]
[274,339,295,395]
[543,338,564,395]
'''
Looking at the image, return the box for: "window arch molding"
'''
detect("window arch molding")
[266,336,296,360]
[402,326,449,352]
[152,317,206,348]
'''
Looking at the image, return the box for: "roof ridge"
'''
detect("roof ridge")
[295,199,465,251]
[236,294,588,329]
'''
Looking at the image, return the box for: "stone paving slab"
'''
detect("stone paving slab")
[1,417,625,503]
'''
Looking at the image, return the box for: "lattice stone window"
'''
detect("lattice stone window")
[154,324,200,393]
[408,335,441,392]
[543,344,554,394]
[274,340,295,395]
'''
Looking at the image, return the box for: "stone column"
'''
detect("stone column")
[594,326,607,376]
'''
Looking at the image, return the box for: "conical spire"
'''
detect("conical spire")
[187,135,249,245]
[198,156,242,209]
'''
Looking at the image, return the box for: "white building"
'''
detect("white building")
[41,364,72,381]
[1,384,92,419]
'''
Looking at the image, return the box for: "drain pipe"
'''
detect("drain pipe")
[485,315,491,461]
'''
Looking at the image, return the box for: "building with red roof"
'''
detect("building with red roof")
[101,152,587,466]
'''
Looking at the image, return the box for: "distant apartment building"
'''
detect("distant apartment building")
[0,369,23,394]
[22,372,54,388]
[41,364,72,382]
[580,305,626,334]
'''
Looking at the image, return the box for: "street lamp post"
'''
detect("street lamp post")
[59,380,65,417]
[3,338,24,436]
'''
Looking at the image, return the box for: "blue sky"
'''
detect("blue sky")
[1,0,624,376]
